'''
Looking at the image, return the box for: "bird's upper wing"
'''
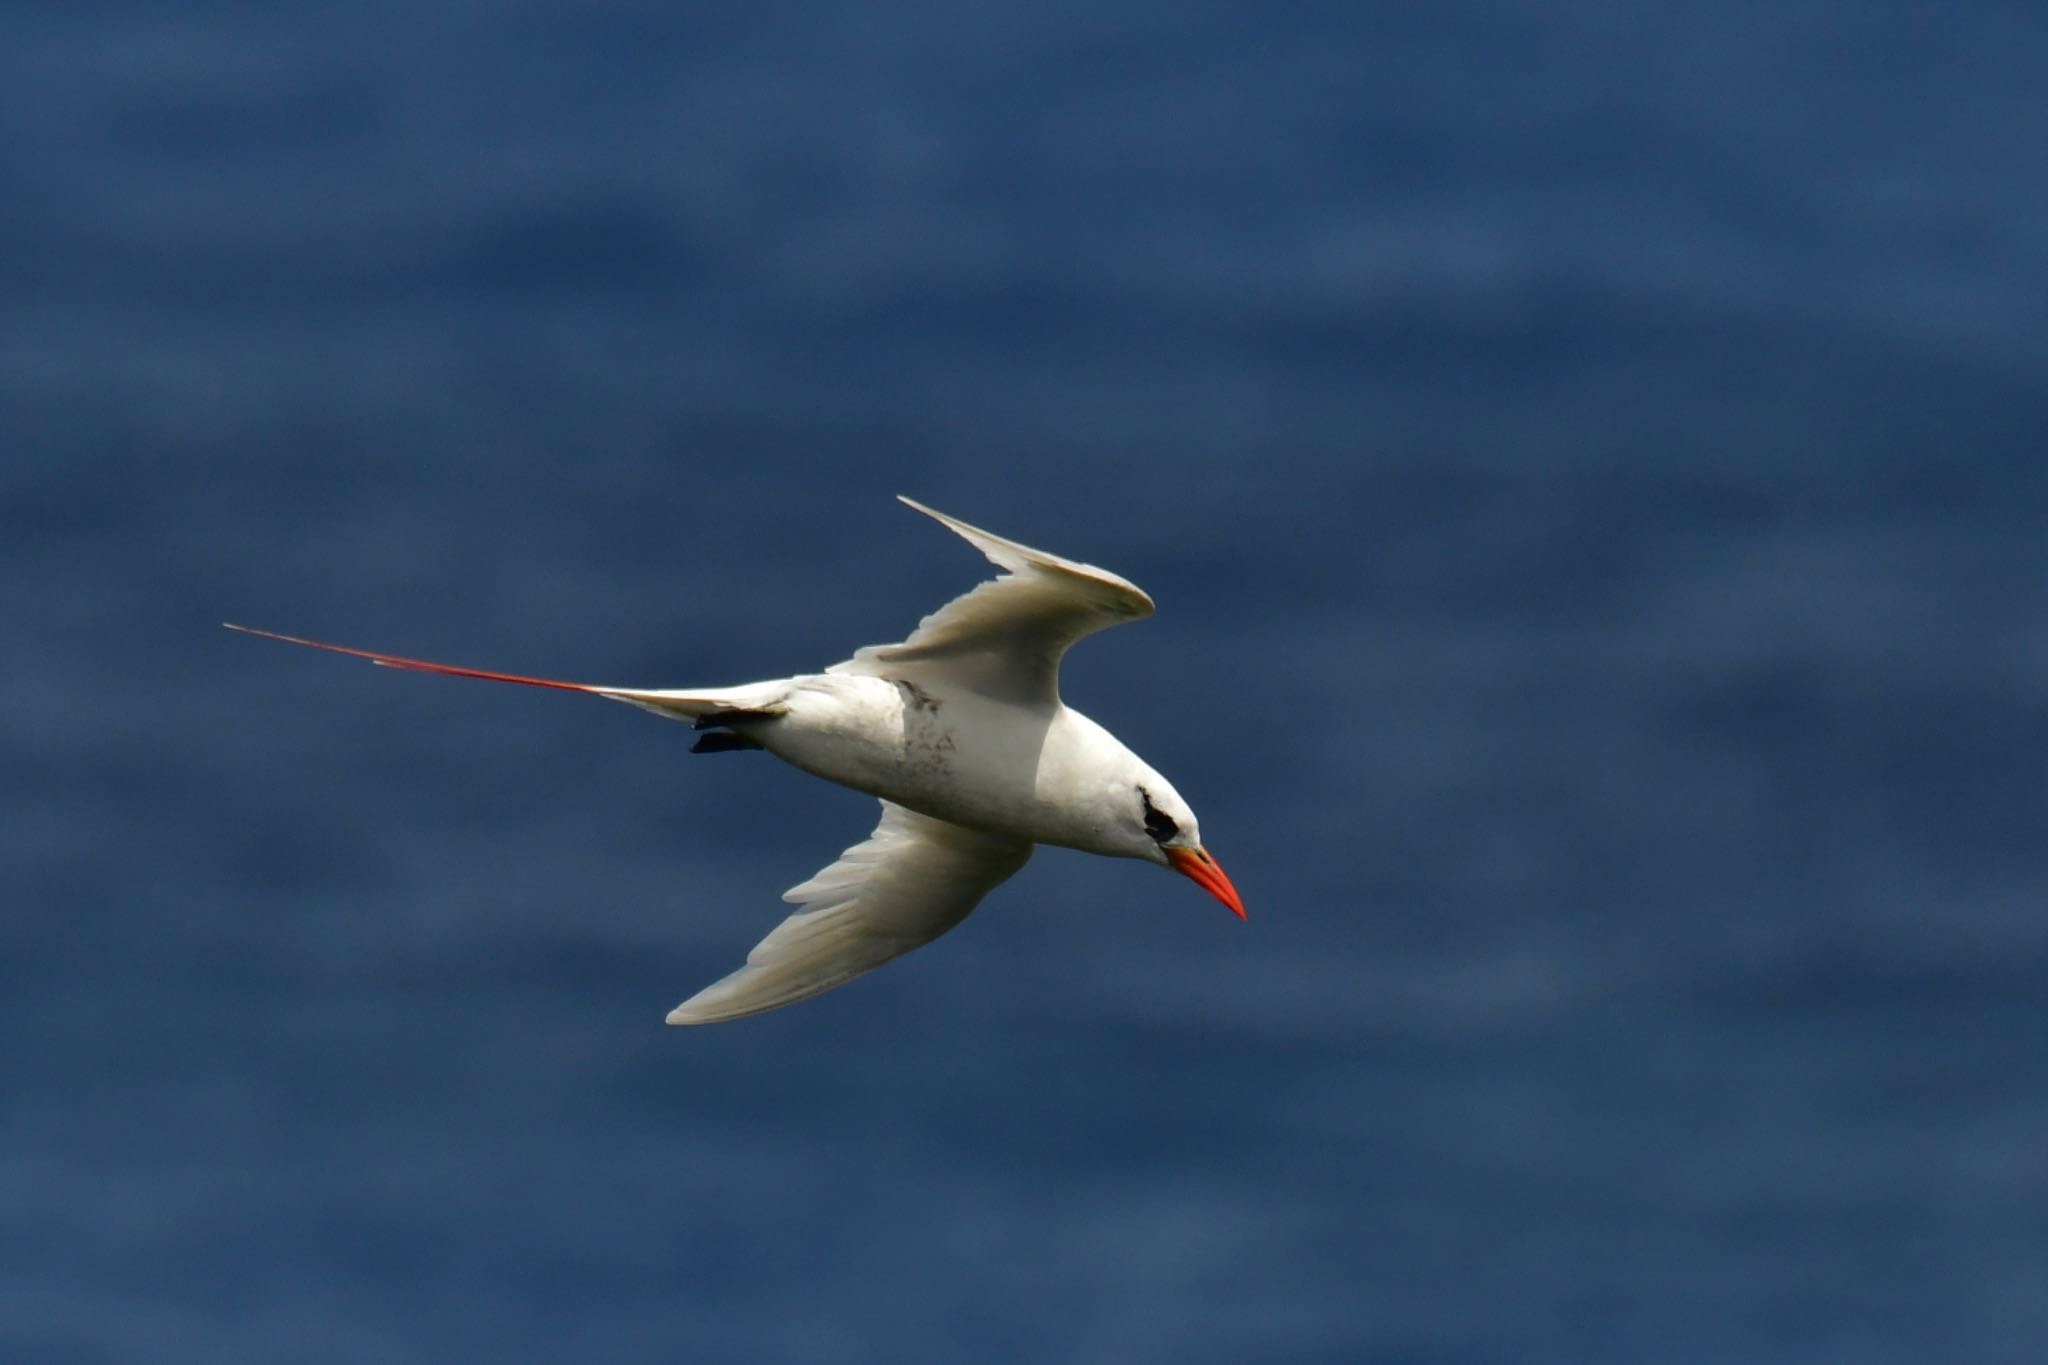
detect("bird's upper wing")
[829,497,1154,705]
[665,801,1033,1025]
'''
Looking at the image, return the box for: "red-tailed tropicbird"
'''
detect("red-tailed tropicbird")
[228,497,1244,1024]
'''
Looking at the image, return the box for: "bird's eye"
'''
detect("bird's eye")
[1140,789,1179,843]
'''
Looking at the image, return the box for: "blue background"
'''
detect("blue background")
[6,2,2046,1361]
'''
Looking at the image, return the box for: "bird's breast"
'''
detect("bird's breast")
[757,674,1074,839]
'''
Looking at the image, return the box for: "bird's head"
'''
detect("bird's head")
[1119,774,1245,920]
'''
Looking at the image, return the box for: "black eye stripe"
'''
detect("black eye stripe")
[1140,788,1179,843]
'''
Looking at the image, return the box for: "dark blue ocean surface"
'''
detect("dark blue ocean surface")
[5,2,2045,1361]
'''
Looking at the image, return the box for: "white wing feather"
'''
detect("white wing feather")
[829,497,1154,704]
[665,801,1032,1025]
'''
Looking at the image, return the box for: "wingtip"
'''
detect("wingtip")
[664,995,753,1026]
[896,495,988,547]
[894,495,1155,614]
[894,495,1007,554]
[665,975,754,1025]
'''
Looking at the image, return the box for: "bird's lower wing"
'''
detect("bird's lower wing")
[666,802,1033,1025]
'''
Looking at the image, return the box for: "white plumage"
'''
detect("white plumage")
[228,497,1243,1025]
[670,802,1031,1024]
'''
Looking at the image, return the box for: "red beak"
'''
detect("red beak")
[1165,846,1246,920]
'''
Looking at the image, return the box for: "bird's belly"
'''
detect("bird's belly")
[756,674,1061,838]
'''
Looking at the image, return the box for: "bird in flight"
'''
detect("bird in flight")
[228,497,1243,1024]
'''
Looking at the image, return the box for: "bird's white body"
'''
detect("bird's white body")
[229,498,1242,1025]
[728,672,1152,855]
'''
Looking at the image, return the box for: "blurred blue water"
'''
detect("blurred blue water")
[5,2,2046,1361]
